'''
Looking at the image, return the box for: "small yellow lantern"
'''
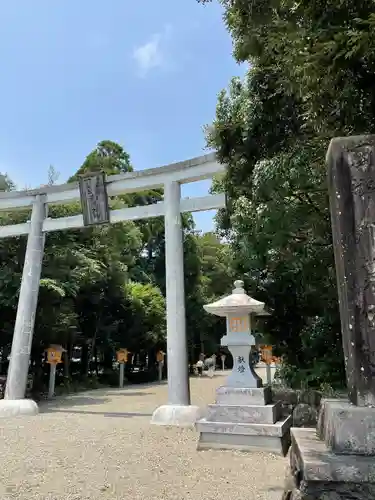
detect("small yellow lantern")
[156,350,165,363]
[46,345,64,364]
[116,348,128,363]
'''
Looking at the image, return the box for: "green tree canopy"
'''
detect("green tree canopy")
[196,0,361,387]
[199,0,375,135]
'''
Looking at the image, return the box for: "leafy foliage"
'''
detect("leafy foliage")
[199,0,375,135]
[196,0,372,388]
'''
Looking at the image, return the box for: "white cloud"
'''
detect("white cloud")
[133,35,163,76]
[132,26,172,77]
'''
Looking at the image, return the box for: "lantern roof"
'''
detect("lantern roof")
[203,280,266,317]
[45,344,66,353]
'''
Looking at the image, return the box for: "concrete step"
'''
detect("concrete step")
[207,401,281,424]
[196,416,291,437]
[197,416,292,456]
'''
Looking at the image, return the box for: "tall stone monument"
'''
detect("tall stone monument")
[197,280,291,454]
[283,135,375,499]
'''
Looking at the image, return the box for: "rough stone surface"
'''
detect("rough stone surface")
[292,403,318,428]
[281,428,375,499]
[0,373,287,500]
[215,385,272,405]
[273,388,307,420]
[327,135,375,407]
[0,398,39,418]
[271,387,322,426]
[272,387,298,407]
[150,403,203,427]
[282,467,375,500]
[317,399,375,455]
[207,401,281,424]
[298,389,322,408]
[290,428,375,482]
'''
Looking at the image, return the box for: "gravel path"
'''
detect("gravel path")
[0,373,287,500]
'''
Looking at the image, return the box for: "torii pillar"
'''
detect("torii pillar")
[150,180,202,426]
[0,195,47,416]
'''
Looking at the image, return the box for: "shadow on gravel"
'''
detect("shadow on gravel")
[266,484,285,500]
[103,391,154,397]
[43,409,153,418]
[39,395,111,412]
[39,389,156,414]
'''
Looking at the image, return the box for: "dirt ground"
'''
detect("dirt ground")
[0,372,287,500]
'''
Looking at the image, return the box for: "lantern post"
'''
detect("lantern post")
[197,280,291,455]
[46,345,64,399]
[204,280,264,388]
[116,349,128,388]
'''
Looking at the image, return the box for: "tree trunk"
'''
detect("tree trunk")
[189,345,195,374]
[148,349,156,370]
[64,342,71,381]
[94,345,99,376]
[0,344,10,375]
[31,344,45,397]
[80,343,89,377]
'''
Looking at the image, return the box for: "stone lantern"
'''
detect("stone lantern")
[197,279,291,455]
[203,279,264,388]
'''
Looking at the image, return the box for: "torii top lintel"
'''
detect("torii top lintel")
[0,153,226,239]
[0,153,224,212]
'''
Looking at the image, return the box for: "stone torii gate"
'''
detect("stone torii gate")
[0,153,225,425]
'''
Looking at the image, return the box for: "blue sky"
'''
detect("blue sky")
[0,1,245,232]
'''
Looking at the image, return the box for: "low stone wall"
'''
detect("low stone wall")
[271,387,322,428]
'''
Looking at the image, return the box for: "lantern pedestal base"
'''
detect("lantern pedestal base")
[150,404,203,427]
[0,399,39,418]
[215,385,272,405]
[197,386,291,456]
[197,417,291,455]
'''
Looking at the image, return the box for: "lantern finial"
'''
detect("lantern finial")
[233,280,244,293]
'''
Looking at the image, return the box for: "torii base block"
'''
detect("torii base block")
[151,404,203,427]
[0,399,38,418]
